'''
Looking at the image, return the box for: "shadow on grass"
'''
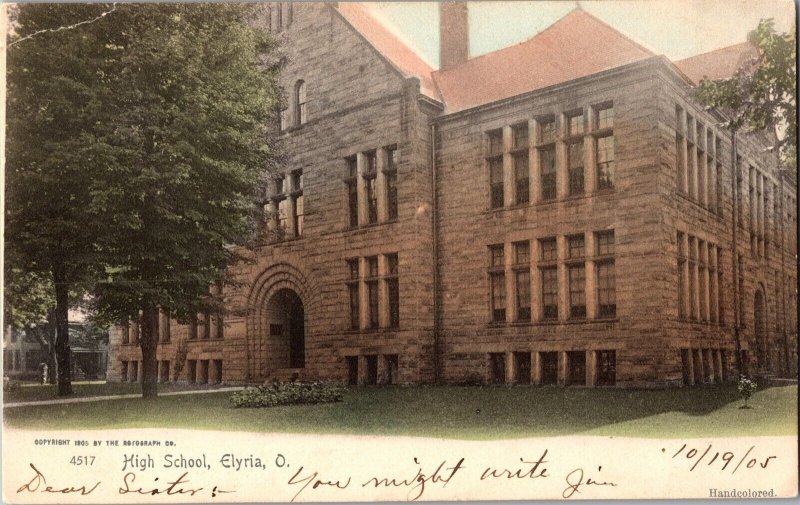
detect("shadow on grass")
[4,384,796,439]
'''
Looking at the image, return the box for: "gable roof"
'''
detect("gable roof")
[431,9,655,113]
[335,3,439,100]
[674,42,758,84]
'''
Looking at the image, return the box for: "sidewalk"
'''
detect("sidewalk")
[4,386,244,409]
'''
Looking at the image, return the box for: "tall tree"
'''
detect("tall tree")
[6,4,117,395]
[7,4,280,398]
[695,19,796,160]
[85,4,279,398]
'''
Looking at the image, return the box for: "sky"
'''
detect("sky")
[368,0,796,68]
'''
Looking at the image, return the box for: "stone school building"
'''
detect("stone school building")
[108,3,798,387]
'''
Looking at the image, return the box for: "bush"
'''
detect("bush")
[737,375,757,408]
[231,382,345,408]
[3,376,21,392]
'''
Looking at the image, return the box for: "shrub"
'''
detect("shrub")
[3,376,21,392]
[231,382,345,408]
[737,375,757,409]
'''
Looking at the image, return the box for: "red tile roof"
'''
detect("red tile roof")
[674,42,758,84]
[431,9,655,112]
[335,3,439,99]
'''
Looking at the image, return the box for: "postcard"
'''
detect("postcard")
[2,1,798,503]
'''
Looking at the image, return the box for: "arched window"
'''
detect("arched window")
[295,80,306,126]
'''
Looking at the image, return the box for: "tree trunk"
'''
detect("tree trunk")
[139,304,159,398]
[45,308,58,384]
[53,267,73,396]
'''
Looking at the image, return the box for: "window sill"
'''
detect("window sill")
[491,317,618,328]
[674,192,724,220]
[344,327,401,335]
[344,220,399,233]
[486,189,617,215]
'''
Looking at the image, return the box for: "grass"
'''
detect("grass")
[3,381,232,404]
[3,384,796,439]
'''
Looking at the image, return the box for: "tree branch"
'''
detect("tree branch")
[9,4,117,47]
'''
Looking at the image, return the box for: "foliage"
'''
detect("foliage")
[3,377,22,392]
[230,382,346,408]
[7,3,281,397]
[737,375,757,408]
[694,19,796,159]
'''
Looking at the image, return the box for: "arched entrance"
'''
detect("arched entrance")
[753,287,767,371]
[265,288,305,369]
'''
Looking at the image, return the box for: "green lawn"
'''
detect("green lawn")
[3,381,232,404]
[4,384,796,439]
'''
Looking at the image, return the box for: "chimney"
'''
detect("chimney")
[439,2,469,70]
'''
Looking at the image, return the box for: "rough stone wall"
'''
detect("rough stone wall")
[111,3,437,385]
[434,60,668,386]
[656,63,798,383]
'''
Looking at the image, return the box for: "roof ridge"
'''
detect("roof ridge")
[677,40,756,62]
[433,7,653,75]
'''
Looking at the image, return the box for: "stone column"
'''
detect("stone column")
[502,125,514,207]
[556,115,568,199]
[689,116,698,200]
[684,349,695,386]
[505,351,515,385]
[356,152,367,226]
[585,231,597,319]
[558,351,568,386]
[528,119,537,203]
[377,147,389,222]
[557,236,568,321]
[691,238,701,319]
[583,107,597,193]
[530,119,541,203]
[586,350,597,386]
[699,123,708,207]
[358,356,368,385]
[701,241,711,321]
[678,107,688,193]
[378,254,389,328]
[681,233,691,317]
[377,355,388,385]
[531,352,541,385]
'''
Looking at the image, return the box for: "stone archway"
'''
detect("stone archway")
[753,287,767,372]
[246,262,317,381]
[265,288,305,369]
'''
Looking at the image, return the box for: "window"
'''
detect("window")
[514,241,531,322]
[539,237,559,319]
[596,104,614,130]
[489,158,504,209]
[489,244,506,322]
[699,240,707,320]
[567,111,584,137]
[291,169,303,236]
[487,129,504,209]
[512,123,528,149]
[366,256,379,329]
[188,314,198,340]
[539,116,556,144]
[596,135,615,190]
[540,266,558,321]
[121,321,130,344]
[737,254,745,321]
[568,234,585,259]
[512,123,530,206]
[736,156,744,228]
[385,253,400,328]
[716,137,723,214]
[347,259,360,330]
[540,237,557,262]
[269,172,302,238]
[597,261,616,318]
[160,309,171,343]
[294,80,307,126]
[514,151,529,204]
[364,151,378,224]
[385,146,398,220]
[280,108,288,131]
[540,146,556,200]
[596,230,614,256]
[568,264,586,319]
[345,156,358,227]
[687,115,695,197]
[595,230,615,318]
[568,142,584,195]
